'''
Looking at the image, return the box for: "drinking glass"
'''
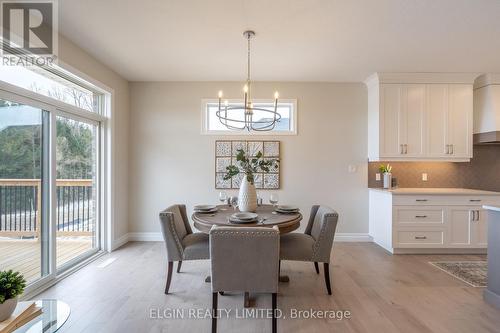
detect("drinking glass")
[230,196,238,211]
[269,194,279,207]
[219,191,228,210]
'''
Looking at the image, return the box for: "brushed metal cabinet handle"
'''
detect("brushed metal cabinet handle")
[404,144,408,154]
[445,144,450,154]
[469,199,481,202]
[415,236,427,240]
[471,210,476,221]
[450,144,454,154]
[400,144,403,154]
[415,215,427,218]
[476,210,480,221]
[415,199,428,202]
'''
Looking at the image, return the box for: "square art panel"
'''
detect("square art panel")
[263,141,280,157]
[216,157,231,172]
[215,140,280,189]
[215,173,231,188]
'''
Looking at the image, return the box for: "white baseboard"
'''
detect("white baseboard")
[334,233,373,242]
[111,233,130,250]
[127,232,163,242]
[118,232,372,244]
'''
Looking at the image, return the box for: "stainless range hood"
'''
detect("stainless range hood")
[474,74,500,145]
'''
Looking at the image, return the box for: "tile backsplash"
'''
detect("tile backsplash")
[368,145,500,191]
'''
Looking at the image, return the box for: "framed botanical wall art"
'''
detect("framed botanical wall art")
[215,140,280,189]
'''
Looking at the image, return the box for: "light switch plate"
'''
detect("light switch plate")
[376,173,381,181]
[422,173,428,181]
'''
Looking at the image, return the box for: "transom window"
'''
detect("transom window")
[0,64,103,113]
[202,100,297,135]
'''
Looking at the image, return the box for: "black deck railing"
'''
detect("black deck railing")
[0,179,94,237]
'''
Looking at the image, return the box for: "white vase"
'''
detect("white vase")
[383,172,392,189]
[0,297,18,321]
[238,176,257,212]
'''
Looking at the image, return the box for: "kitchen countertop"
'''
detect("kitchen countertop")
[369,187,500,196]
[483,205,500,212]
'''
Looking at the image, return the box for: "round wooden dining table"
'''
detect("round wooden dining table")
[192,204,302,234]
[192,204,302,307]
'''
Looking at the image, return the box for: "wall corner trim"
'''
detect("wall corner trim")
[111,233,130,251]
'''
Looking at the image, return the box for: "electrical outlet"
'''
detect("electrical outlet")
[348,165,357,173]
[422,173,428,181]
[376,173,381,181]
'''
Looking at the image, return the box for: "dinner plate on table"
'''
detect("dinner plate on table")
[275,205,299,214]
[277,205,299,211]
[194,205,218,213]
[229,212,259,224]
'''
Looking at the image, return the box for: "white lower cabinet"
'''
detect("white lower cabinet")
[448,208,473,246]
[369,190,500,254]
[475,208,488,247]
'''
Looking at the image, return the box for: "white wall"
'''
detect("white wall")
[129,82,368,236]
[58,35,130,245]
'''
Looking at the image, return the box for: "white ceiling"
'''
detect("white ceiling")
[59,0,500,82]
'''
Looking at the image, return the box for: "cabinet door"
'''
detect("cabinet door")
[380,84,405,157]
[474,209,488,247]
[448,208,473,246]
[427,84,449,157]
[404,85,425,157]
[448,85,472,158]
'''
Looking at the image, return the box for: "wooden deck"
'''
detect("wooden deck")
[0,238,93,283]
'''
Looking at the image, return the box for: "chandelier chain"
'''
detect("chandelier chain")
[247,33,251,83]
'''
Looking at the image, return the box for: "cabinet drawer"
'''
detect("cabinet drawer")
[397,231,444,245]
[393,195,500,206]
[395,208,444,225]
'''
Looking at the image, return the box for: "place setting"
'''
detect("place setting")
[228,212,261,224]
[273,205,300,215]
[268,194,300,215]
[193,205,218,216]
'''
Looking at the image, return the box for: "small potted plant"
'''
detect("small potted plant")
[224,149,278,212]
[0,270,26,321]
[379,164,393,189]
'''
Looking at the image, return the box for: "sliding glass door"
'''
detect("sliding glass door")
[0,95,102,288]
[0,98,48,284]
[0,60,107,292]
[55,115,99,269]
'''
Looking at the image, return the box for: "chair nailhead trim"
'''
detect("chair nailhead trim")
[211,230,278,237]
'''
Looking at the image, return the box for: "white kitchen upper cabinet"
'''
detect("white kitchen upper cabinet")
[380,84,404,157]
[378,84,425,158]
[448,84,473,158]
[404,84,425,157]
[366,73,474,161]
[426,84,449,157]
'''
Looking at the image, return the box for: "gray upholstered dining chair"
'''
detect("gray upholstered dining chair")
[279,205,339,295]
[159,204,210,294]
[209,225,280,333]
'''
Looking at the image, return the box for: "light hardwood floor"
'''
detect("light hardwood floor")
[0,238,92,282]
[36,242,500,333]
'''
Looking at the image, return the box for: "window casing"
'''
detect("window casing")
[0,59,110,294]
[202,99,297,135]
